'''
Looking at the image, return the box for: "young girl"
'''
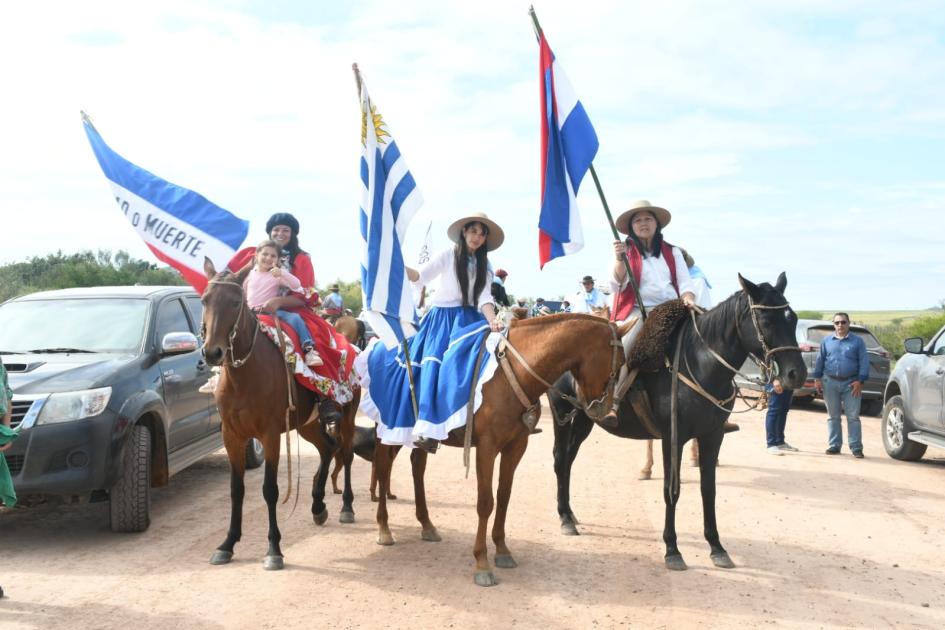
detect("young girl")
[245,240,322,367]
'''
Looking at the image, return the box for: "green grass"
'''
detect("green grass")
[842,310,938,327]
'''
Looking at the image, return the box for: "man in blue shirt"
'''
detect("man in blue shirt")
[811,313,871,458]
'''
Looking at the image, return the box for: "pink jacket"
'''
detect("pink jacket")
[244,268,302,310]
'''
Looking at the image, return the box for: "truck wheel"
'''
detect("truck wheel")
[882,396,926,461]
[109,424,152,532]
[245,438,265,469]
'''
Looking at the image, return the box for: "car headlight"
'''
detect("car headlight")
[36,387,112,425]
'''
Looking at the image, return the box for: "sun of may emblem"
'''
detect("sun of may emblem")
[361,102,390,146]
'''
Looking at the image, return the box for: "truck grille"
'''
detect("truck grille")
[10,399,34,429]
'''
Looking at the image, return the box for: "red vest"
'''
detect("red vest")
[610,241,678,322]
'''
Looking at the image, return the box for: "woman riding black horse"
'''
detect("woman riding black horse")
[550,273,806,570]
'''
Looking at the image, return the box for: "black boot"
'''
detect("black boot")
[318,399,343,427]
[413,436,439,454]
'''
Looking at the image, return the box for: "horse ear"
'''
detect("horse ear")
[738,273,761,299]
[233,262,253,286]
[204,256,217,279]
[616,319,638,339]
[774,272,787,293]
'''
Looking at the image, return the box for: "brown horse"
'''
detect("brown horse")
[201,262,359,570]
[371,313,625,586]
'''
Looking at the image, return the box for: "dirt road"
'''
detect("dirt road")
[2,404,944,629]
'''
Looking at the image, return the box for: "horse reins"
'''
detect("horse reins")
[205,278,261,369]
[495,318,623,421]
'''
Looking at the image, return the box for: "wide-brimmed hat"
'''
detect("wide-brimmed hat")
[581,275,595,284]
[615,200,672,235]
[446,212,505,251]
[329,283,340,291]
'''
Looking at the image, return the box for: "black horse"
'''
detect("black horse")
[550,273,806,570]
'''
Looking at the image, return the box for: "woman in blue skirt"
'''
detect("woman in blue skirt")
[356,212,505,451]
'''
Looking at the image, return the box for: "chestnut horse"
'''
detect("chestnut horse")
[372,313,625,587]
[550,274,806,570]
[201,264,359,570]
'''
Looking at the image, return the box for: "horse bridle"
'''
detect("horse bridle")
[204,278,260,368]
[681,292,798,411]
[495,318,624,420]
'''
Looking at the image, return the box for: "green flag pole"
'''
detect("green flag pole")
[527,7,647,320]
[353,62,420,422]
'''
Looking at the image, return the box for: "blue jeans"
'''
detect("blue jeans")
[823,376,862,451]
[276,310,313,349]
[765,388,793,447]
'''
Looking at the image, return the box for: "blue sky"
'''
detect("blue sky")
[1,1,943,310]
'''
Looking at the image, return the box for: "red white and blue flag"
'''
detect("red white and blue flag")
[82,114,249,293]
[538,32,599,268]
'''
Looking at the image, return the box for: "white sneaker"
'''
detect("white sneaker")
[198,374,219,394]
[304,349,324,367]
[767,446,784,456]
[778,442,799,452]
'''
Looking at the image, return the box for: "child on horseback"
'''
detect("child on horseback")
[245,240,323,368]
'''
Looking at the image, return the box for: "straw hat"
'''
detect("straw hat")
[615,200,672,235]
[446,211,505,251]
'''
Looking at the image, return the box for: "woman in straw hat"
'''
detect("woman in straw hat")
[355,212,505,451]
[600,200,696,427]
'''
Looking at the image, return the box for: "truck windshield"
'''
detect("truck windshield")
[0,298,149,354]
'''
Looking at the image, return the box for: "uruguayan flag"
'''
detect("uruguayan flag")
[81,113,249,293]
[537,32,599,269]
[357,70,423,348]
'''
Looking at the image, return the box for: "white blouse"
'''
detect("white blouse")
[609,245,696,309]
[416,248,494,310]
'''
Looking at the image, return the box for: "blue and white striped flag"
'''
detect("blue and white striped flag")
[357,69,423,348]
[82,113,249,293]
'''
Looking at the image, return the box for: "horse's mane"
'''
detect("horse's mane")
[689,290,744,342]
[510,312,609,328]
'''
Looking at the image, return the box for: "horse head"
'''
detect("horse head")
[201,258,253,367]
[736,272,807,390]
[567,316,626,421]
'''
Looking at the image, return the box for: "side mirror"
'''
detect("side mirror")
[162,332,199,355]
[903,337,924,354]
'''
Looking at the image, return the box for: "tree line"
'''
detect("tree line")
[0,250,365,313]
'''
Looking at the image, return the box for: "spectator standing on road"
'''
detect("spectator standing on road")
[765,377,798,455]
[812,313,870,458]
[573,275,610,318]
[491,268,511,307]
[530,297,546,318]
[560,300,572,313]
[0,358,12,599]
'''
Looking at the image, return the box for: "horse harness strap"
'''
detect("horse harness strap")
[463,330,491,478]
[206,279,261,368]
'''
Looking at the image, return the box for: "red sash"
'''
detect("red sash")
[610,241,678,322]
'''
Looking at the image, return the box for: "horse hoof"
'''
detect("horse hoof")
[474,570,497,587]
[665,554,688,571]
[313,507,329,526]
[371,495,379,503]
[377,532,395,546]
[209,550,233,565]
[339,510,355,524]
[387,494,397,501]
[263,555,284,571]
[560,521,579,536]
[638,470,652,480]
[332,488,342,495]
[494,554,517,569]
[711,551,736,568]
[421,527,441,542]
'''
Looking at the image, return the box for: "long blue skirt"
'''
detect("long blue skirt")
[354,306,500,446]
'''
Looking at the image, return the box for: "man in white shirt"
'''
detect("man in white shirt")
[573,275,610,318]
